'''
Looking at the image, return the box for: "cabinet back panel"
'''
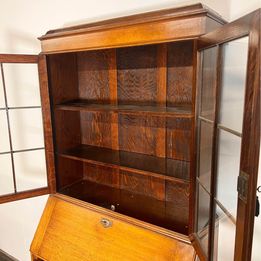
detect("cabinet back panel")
[80,111,116,149]
[167,117,192,161]
[120,170,165,201]
[82,161,189,203]
[117,45,158,106]
[118,114,165,157]
[167,41,194,107]
[77,50,110,103]
[83,163,120,188]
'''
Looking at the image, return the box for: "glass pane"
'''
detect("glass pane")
[0,69,5,108]
[0,111,10,153]
[196,183,210,255]
[9,108,44,151]
[200,46,218,120]
[216,130,241,218]
[219,37,248,133]
[3,63,41,107]
[14,149,47,191]
[213,204,236,261]
[0,154,14,195]
[198,120,214,192]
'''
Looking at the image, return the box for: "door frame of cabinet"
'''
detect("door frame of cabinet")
[191,9,260,261]
[0,54,56,204]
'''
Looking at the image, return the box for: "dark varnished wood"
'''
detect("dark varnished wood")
[59,144,190,182]
[198,10,259,49]
[77,50,110,103]
[60,179,189,234]
[54,110,81,151]
[234,9,260,261]
[39,4,225,54]
[195,9,261,261]
[120,170,165,201]
[167,41,194,107]
[167,117,192,161]
[41,4,225,39]
[0,54,38,63]
[117,45,158,106]
[118,114,165,157]
[56,156,83,189]
[47,53,79,104]
[0,187,49,204]
[56,101,192,117]
[46,41,195,236]
[38,55,56,193]
[83,163,120,188]
[80,111,117,149]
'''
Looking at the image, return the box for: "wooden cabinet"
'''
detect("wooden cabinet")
[0,3,260,261]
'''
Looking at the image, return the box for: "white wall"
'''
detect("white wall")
[0,1,260,261]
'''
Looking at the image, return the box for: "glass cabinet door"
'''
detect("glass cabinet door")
[193,10,260,261]
[0,54,55,203]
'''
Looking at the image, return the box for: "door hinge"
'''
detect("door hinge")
[237,171,249,204]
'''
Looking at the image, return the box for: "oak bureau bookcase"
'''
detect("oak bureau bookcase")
[0,3,260,261]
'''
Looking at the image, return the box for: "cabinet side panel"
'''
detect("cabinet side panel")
[47,53,79,104]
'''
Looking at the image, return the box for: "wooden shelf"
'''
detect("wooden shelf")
[55,100,193,117]
[58,145,190,182]
[59,180,188,234]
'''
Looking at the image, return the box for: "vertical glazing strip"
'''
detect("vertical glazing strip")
[0,63,17,193]
[208,44,223,261]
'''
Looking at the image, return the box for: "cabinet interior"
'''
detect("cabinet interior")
[47,40,195,235]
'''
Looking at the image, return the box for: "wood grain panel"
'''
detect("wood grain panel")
[38,55,56,193]
[119,114,165,156]
[77,50,110,103]
[166,181,190,227]
[31,195,195,260]
[56,156,83,190]
[59,181,189,233]
[167,159,190,181]
[59,144,190,182]
[83,163,120,188]
[120,170,165,201]
[0,54,38,63]
[108,49,118,104]
[40,4,225,38]
[167,41,193,107]
[157,44,167,106]
[80,111,117,149]
[47,53,79,104]
[167,117,192,161]
[40,16,206,54]
[0,188,49,204]
[54,110,81,151]
[117,45,157,105]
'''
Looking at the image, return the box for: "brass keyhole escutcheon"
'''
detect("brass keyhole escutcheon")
[100,218,113,228]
